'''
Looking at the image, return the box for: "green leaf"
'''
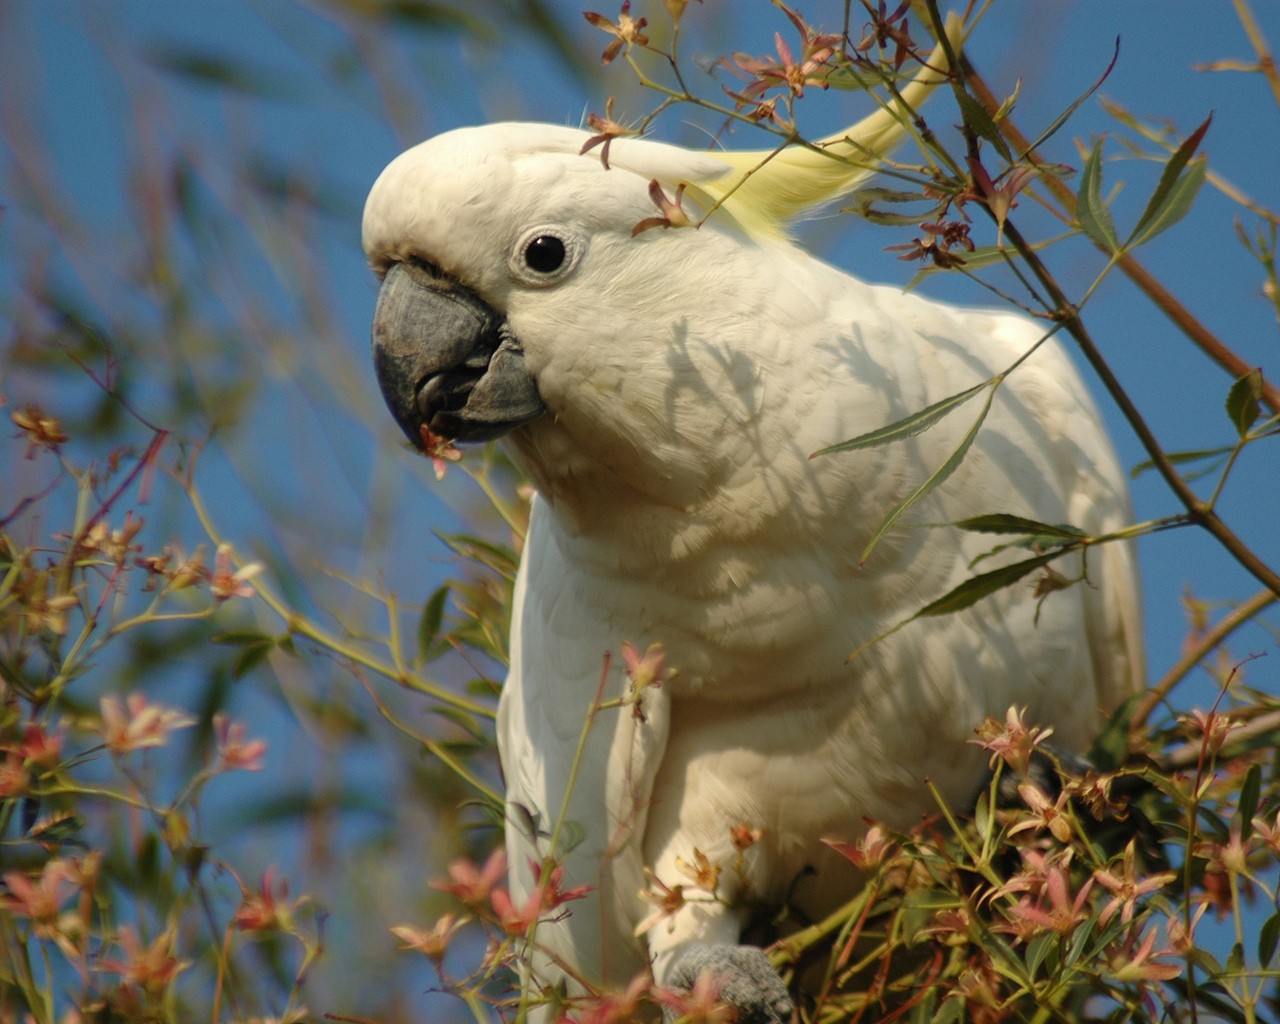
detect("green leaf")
[1023,930,1058,978]
[1076,141,1119,252]
[847,187,934,226]
[417,584,451,664]
[1131,155,1207,248]
[1225,368,1264,438]
[955,89,1013,162]
[1129,445,1234,479]
[859,383,1000,563]
[1020,38,1120,156]
[1259,912,1280,967]
[1127,114,1212,247]
[231,641,274,680]
[931,998,964,1024]
[916,551,1061,618]
[812,379,992,458]
[955,514,1087,540]
[1237,763,1262,841]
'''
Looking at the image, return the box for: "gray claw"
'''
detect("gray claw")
[662,943,793,1024]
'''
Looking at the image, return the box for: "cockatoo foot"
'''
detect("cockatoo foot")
[661,943,792,1024]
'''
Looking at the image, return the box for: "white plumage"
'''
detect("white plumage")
[364,86,1143,1019]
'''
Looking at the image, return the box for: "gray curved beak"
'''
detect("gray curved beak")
[371,261,545,445]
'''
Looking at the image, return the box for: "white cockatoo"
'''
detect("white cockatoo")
[363,30,1143,1023]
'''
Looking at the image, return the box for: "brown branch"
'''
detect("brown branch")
[960,56,1280,416]
[1131,587,1280,731]
[997,213,1280,598]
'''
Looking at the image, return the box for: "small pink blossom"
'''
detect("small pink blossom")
[431,847,507,908]
[418,423,462,480]
[1094,840,1177,926]
[1107,923,1184,983]
[729,823,764,851]
[1008,781,1074,844]
[1,859,77,936]
[567,971,652,1024]
[973,706,1054,777]
[213,713,267,772]
[96,925,189,995]
[725,3,841,103]
[654,969,735,1024]
[583,3,649,65]
[0,751,28,797]
[824,824,895,870]
[488,861,590,935]
[391,914,468,964]
[635,868,686,936]
[1002,861,1094,938]
[98,693,196,755]
[209,543,262,601]
[232,867,304,933]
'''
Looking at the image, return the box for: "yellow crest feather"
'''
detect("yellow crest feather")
[692,13,964,239]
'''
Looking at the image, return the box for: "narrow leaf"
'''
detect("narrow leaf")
[847,187,934,226]
[916,551,1060,618]
[1129,445,1234,478]
[813,380,991,458]
[1260,912,1280,967]
[956,514,1087,540]
[1225,367,1264,438]
[859,384,999,562]
[1076,141,1119,252]
[1129,155,1207,248]
[1128,114,1213,246]
[955,88,1013,162]
[1021,38,1120,156]
[1237,763,1262,841]
[417,584,451,663]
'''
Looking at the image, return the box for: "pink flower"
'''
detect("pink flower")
[1003,861,1094,938]
[98,693,196,755]
[232,867,303,933]
[824,824,894,870]
[1107,923,1183,982]
[209,543,262,601]
[973,706,1054,777]
[634,868,686,936]
[391,914,467,964]
[566,972,652,1024]
[213,713,266,772]
[418,423,462,481]
[1094,840,1177,926]
[96,925,189,995]
[431,847,507,908]
[488,861,590,935]
[726,3,840,103]
[1007,780,1074,844]
[654,969,735,1024]
[583,3,649,65]
[1,859,77,936]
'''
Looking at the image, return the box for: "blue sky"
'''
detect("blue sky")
[3,1,1279,1018]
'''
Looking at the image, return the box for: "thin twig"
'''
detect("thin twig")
[1131,587,1279,730]
[960,56,1280,415]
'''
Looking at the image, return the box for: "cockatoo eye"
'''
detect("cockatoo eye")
[509,226,581,286]
[524,235,565,273]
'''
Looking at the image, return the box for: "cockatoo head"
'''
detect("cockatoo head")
[362,22,957,469]
[363,122,743,450]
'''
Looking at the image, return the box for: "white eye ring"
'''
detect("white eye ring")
[509,226,582,286]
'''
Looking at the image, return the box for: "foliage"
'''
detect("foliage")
[2,1,1280,1023]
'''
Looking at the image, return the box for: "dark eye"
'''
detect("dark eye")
[524,235,566,274]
